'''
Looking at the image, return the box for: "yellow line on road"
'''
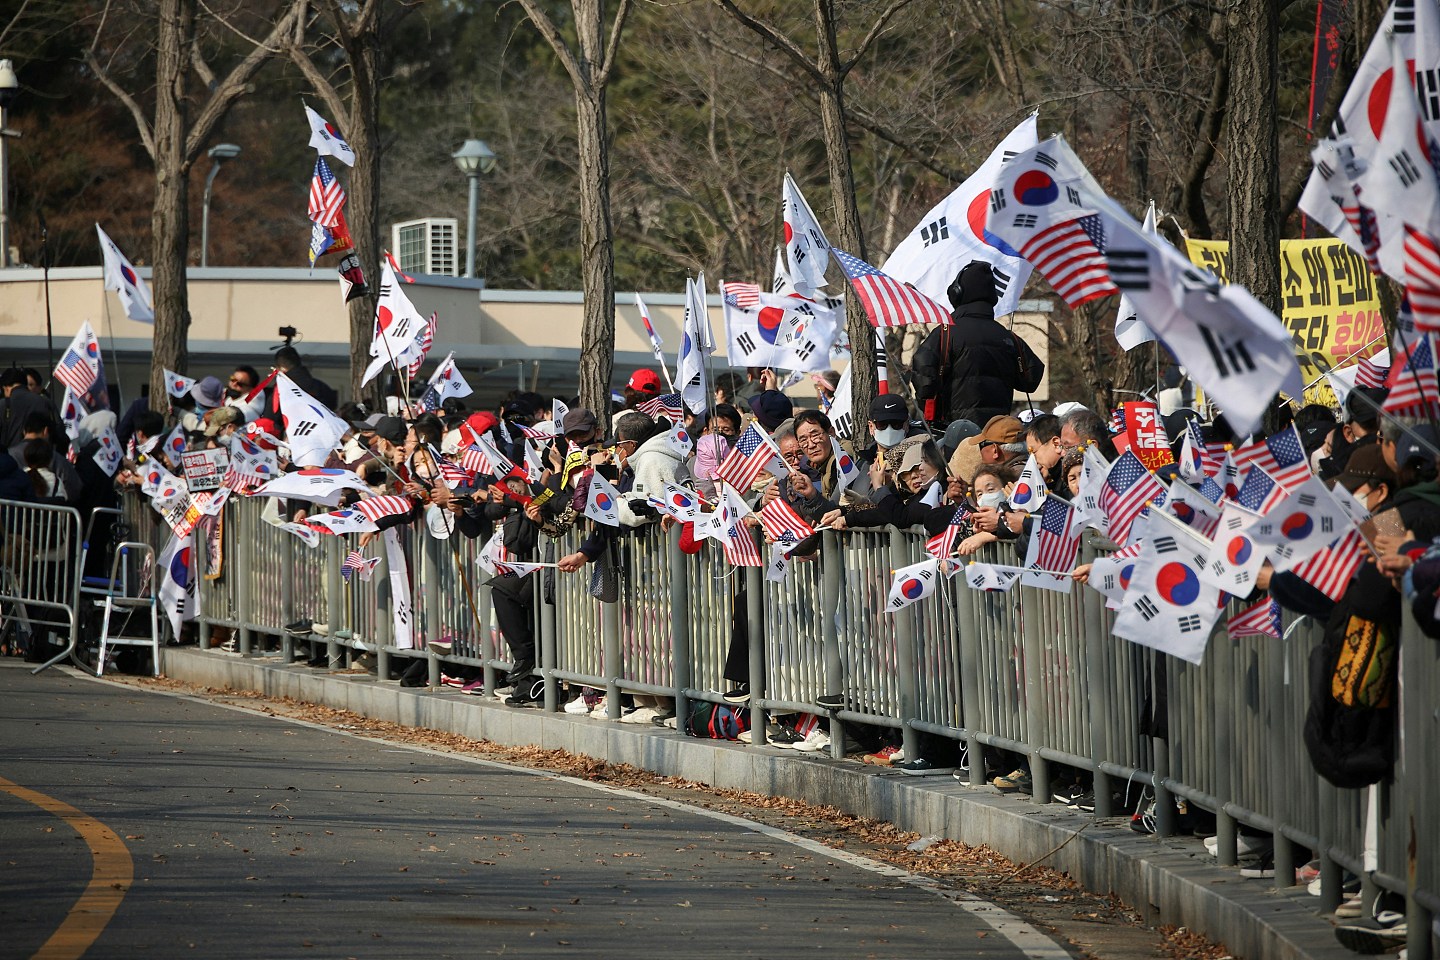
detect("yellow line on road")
[0,775,133,960]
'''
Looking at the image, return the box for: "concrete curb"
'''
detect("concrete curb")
[164,648,1357,960]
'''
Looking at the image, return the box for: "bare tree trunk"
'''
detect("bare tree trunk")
[148,0,194,412]
[1226,0,1280,314]
[575,86,616,414]
[1071,300,1110,414]
[344,38,382,405]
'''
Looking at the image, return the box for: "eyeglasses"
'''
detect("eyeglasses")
[978,440,997,449]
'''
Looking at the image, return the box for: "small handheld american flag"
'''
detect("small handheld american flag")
[925,507,970,559]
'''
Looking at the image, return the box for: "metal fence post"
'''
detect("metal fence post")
[1079,540,1115,817]
[235,509,254,657]
[955,561,987,786]
[745,559,765,744]
[1211,632,1237,861]
[280,535,296,663]
[890,528,920,763]
[821,529,844,757]
[324,536,342,668]
[540,571,558,711]
[603,556,622,719]
[669,524,692,729]
[423,536,443,687]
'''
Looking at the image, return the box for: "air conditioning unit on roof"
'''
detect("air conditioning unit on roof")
[391,218,458,277]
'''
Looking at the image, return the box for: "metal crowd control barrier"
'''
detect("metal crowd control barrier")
[1,499,84,673]
[107,484,1440,952]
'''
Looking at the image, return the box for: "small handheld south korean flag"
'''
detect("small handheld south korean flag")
[650,482,701,523]
[965,561,1022,593]
[585,471,622,527]
[885,558,942,612]
[163,369,193,400]
[1009,454,1049,513]
[1113,515,1224,664]
[1199,502,1268,593]
[664,419,693,458]
[832,437,860,493]
[93,425,124,476]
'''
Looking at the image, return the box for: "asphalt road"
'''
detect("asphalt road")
[0,661,1069,960]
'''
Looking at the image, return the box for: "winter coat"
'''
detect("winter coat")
[911,262,1044,426]
[620,432,685,528]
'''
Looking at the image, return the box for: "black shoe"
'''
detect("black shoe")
[507,677,545,706]
[815,692,845,711]
[504,659,535,686]
[722,684,750,704]
[285,619,313,636]
[1072,791,1097,812]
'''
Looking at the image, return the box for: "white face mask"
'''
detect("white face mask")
[342,437,367,463]
[977,491,1007,510]
[874,426,906,448]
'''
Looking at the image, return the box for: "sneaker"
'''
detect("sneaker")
[285,619,313,636]
[792,730,832,753]
[897,758,956,777]
[564,694,592,715]
[652,714,679,729]
[620,706,660,725]
[427,640,454,655]
[722,684,751,704]
[462,678,487,695]
[1204,834,1273,860]
[310,621,330,637]
[588,697,610,719]
[1130,799,1157,834]
[440,674,466,688]
[1335,913,1407,954]
[1052,782,1087,805]
[1239,858,1276,878]
[1334,895,1365,919]
[814,692,845,711]
[1072,791,1097,813]
[767,726,805,746]
[993,768,1032,793]
[1296,860,1321,886]
[861,745,902,766]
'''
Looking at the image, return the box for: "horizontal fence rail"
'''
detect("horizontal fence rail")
[52,491,1440,942]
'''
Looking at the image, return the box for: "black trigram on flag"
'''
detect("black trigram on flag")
[921,217,949,247]
[1107,249,1150,291]
[735,332,757,356]
[1199,325,1257,379]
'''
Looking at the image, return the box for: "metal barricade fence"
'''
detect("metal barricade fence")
[1,498,84,672]
[124,488,1439,933]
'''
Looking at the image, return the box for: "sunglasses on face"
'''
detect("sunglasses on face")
[874,419,905,430]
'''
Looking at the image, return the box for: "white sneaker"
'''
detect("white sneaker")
[620,707,660,724]
[564,695,591,715]
[792,730,831,753]
[1204,834,1271,858]
[588,697,610,719]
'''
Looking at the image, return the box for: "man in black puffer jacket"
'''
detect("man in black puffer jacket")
[911,260,1045,428]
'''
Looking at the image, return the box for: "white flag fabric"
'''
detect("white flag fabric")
[694,484,751,543]
[782,173,832,298]
[1355,34,1440,237]
[964,561,1023,592]
[427,352,473,401]
[1165,478,1222,539]
[990,136,1301,437]
[305,105,356,166]
[722,286,840,372]
[162,369,193,400]
[1114,516,1223,664]
[1072,443,1111,534]
[650,482,703,523]
[92,425,123,476]
[827,364,855,440]
[1114,201,1160,350]
[306,506,379,536]
[362,259,430,386]
[1009,454,1049,513]
[251,466,368,506]
[157,531,197,640]
[882,113,1039,317]
[140,459,182,499]
[773,246,799,296]
[677,277,709,414]
[1199,502,1268,593]
[96,223,154,322]
[664,420,694,458]
[585,471,622,526]
[382,528,414,649]
[885,559,942,612]
[832,437,861,493]
[275,372,349,467]
[1245,475,1355,572]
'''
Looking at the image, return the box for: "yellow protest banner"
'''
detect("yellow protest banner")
[1185,238,1386,405]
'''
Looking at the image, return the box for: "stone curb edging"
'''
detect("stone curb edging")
[164,648,1358,960]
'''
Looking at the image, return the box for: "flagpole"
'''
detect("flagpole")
[1293,331,1387,396]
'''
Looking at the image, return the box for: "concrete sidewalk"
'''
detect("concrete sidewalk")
[163,647,1359,960]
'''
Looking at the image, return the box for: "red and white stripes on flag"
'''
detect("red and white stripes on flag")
[757,498,814,544]
[1227,597,1281,640]
[1099,451,1166,546]
[926,507,970,558]
[1403,228,1440,332]
[720,280,761,308]
[1231,425,1312,492]
[830,248,952,327]
[354,495,413,523]
[1353,351,1390,389]
[722,521,764,567]
[713,422,783,491]
[1015,213,1119,308]
[54,322,102,396]
[406,313,437,378]
[308,158,346,229]
[1288,530,1368,601]
[1383,333,1438,417]
[1025,497,1080,573]
[637,393,684,423]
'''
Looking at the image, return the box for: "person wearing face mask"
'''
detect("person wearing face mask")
[821,440,948,531]
[854,394,920,472]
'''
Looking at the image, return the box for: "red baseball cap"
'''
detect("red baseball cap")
[626,369,662,395]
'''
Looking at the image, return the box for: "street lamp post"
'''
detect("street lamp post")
[451,139,496,279]
[200,142,242,267]
[0,59,21,269]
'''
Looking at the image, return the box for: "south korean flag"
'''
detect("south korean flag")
[585,471,623,527]
[885,559,942,612]
[1114,515,1223,664]
[1199,501,1268,593]
[1246,476,1353,572]
[275,372,349,467]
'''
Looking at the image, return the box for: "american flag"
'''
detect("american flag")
[1227,598,1281,640]
[434,453,474,487]
[1232,425,1311,491]
[926,507,971,559]
[722,521,764,567]
[1404,227,1440,331]
[1098,451,1165,546]
[757,497,814,544]
[1289,529,1367,601]
[341,549,366,580]
[1178,419,1214,483]
[831,248,952,327]
[308,158,345,229]
[1383,333,1438,417]
[713,422,781,490]
[637,393,684,423]
[1234,466,1286,515]
[721,281,761,308]
[1107,405,1125,435]
[405,313,437,378]
[1016,214,1118,308]
[1028,497,1080,573]
[1353,352,1390,389]
[354,494,413,522]
[55,348,97,395]
[458,444,491,476]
